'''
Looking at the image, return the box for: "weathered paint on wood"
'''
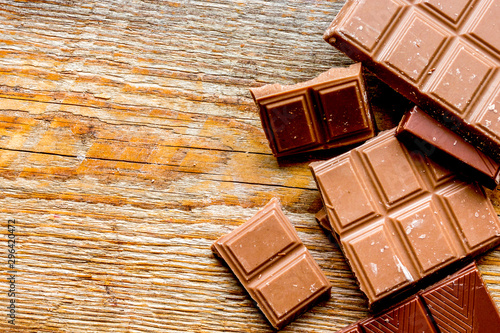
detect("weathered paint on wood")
[0,1,498,332]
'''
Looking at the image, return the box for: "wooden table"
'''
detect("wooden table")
[0,1,499,332]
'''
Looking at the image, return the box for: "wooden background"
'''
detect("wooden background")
[0,0,499,332]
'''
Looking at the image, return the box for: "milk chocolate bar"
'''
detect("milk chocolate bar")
[336,262,500,332]
[324,0,500,161]
[310,129,500,306]
[250,63,376,157]
[211,198,331,330]
[396,106,500,189]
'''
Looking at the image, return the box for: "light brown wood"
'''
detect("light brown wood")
[0,1,498,332]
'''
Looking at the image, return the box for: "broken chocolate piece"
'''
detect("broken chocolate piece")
[324,0,500,161]
[250,63,376,157]
[315,207,332,232]
[396,106,500,189]
[212,198,331,329]
[310,129,500,306]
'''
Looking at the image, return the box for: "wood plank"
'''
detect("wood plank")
[0,1,498,332]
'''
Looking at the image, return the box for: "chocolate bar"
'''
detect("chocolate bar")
[211,198,331,330]
[250,63,376,157]
[310,129,500,306]
[396,106,500,189]
[324,0,500,161]
[336,262,500,332]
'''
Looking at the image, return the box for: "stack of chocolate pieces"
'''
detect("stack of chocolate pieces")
[213,0,500,330]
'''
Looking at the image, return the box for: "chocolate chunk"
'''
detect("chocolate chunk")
[310,129,500,307]
[334,262,500,332]
[211,198,331,330]
[315,207,332,232]
[421,262,500,333]
[396,106,500,189]
[250,63,376,158]
[324,0,500,161]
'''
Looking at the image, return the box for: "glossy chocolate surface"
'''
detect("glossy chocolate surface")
[421,263,500,333]
[211,198,331,329]
[250,63,376,157]
[335,262,500,332]
[310,129,500,306]
[396,106,500,189]
[324,0,500,161]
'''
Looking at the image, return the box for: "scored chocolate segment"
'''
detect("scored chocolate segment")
[250,63,376,158]
[324,0,500,161]
[310,129,500,306]
[211,198,331,330]
[420,263,500,333]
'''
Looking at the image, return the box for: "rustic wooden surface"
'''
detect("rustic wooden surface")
[0,1,499,332]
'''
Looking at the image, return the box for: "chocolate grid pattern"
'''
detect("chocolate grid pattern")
[329,0,500,152]
[224,208,302,280]
[311,130,500,304]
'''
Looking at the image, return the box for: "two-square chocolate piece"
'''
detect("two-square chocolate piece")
[212,198,331,329]
[250,63,376,157]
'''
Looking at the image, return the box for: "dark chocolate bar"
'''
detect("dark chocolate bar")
[420,263,499,333]
[310,129,500,306]
[337,296,436,332]
[211,198,331,330]
[250,63,376,157]
[324,0,500,161]
[335,262,500,332]
[396,106,500,189]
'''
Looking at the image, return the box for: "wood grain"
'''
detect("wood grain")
[0,1,498,332]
